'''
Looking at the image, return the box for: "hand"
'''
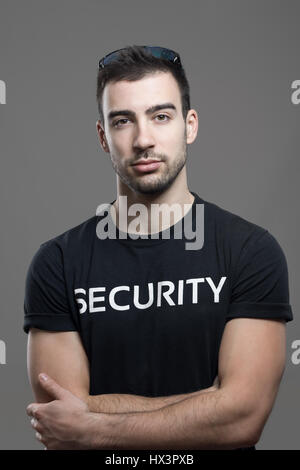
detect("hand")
[26,373,91,450]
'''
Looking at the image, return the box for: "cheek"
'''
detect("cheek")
[109,132,132,155]
[159,125,185,150]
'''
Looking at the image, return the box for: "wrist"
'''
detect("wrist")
[75,411,99,449]
[86,395,93,412]
[77,411,120,450]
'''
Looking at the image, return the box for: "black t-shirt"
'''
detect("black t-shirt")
[23,191,293,448]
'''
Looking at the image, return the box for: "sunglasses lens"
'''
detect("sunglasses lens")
[99,46,181,69]
[103,51,123,66]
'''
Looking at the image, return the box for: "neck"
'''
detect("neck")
[111,177,195,235]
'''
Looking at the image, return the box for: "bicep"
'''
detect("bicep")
[218,317,286,427]
[27,328,90,403]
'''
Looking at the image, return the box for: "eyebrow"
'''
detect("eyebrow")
[108,102,177,122]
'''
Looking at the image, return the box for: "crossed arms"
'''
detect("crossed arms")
[26,317,286,449]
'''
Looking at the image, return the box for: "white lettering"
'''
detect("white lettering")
[185,202,204,250]
[89,287,106,313]
[291,80,300,105]
[95,197,205,251]
[157,281,175,307]
[177,279,184,305]
[74,288,87,313]
[0,80,6,104]
[205,276,227,303]
[0,340,6,365]
[105,454,139,467]
[74,276,227,314]
[133,283,154,309]
[186,278,205,303]
[109,286,129,311]
[291,339,300,365]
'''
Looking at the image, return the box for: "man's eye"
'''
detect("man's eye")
[113,119,129,127]
[113,115,169,127]
[155,114,169,121]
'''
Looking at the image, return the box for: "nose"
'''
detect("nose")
[132,120,155,151]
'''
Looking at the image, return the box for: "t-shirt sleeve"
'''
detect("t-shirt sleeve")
[23,240,77,334]
[227,229,293,323]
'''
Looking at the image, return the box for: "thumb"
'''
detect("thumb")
[38,373,70,400]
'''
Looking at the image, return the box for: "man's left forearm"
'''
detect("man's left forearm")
[86,380,218,413]
[79,387,259,450]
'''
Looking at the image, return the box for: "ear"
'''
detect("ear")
[185,109,198,145]
[96,120,110,153]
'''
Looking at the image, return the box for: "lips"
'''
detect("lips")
[132,159,161,166]
[132,160,162,173]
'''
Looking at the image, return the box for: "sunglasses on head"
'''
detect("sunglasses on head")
[98,46,182,69]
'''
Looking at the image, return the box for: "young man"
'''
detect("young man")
[24,45,293,450]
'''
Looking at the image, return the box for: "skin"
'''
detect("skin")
[26,71,287,450]
[27,318,286,450]
[96,71,198,233]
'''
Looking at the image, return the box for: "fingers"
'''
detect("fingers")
[27,404,52,449]
[27,403,40,418]
[30,416,44,438]
[30,417,46,446]
[35,431,43,442]
[31,417,42,432]
[27,404,63,450]
[37,373,69,401]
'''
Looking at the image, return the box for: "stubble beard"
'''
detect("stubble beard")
[110,134,188,195]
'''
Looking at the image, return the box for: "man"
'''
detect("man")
[24,45,293,450]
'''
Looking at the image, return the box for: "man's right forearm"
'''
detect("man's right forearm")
[87,383,218,413]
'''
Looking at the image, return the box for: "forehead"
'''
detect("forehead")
[102,71,181,114]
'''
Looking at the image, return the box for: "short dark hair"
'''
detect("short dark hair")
[96,45,191,126]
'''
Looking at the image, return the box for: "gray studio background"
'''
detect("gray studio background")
[0,0,299,449]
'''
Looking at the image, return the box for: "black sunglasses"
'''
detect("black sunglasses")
[98,46,182,69]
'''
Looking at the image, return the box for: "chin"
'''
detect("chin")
[130,179,175,195]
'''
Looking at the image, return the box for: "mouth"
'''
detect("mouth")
[131,160,162,173]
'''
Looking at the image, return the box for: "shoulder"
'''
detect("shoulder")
[201,197,271,247]
[28,214,98,272]
[195,194,289,267]
[203,197,265,234]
